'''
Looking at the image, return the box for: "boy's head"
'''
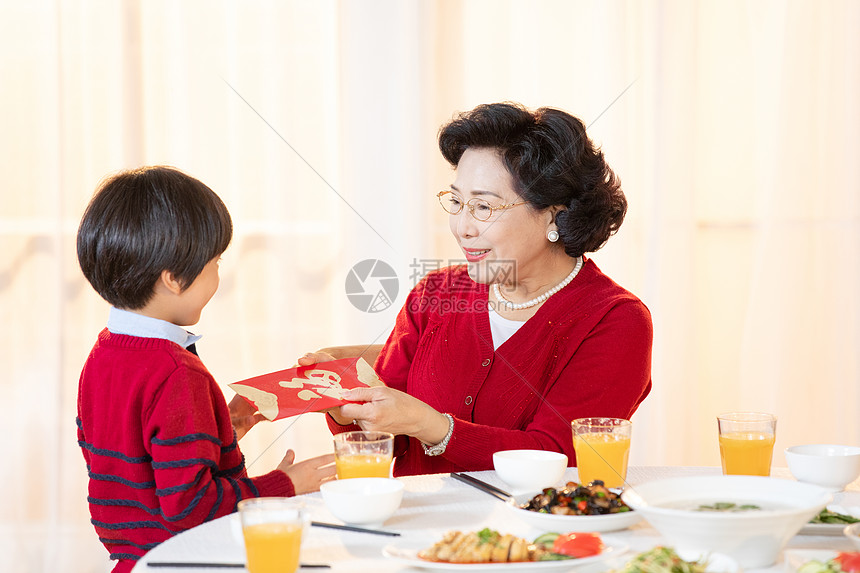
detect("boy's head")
[77,166,232,310]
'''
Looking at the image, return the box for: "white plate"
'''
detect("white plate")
[504,492,642,532]
[798,504,860,536]
[799,522,851,536]
[784,549,840,572]
[382,539,628,571]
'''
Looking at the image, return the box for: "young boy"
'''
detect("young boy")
[76,166,335,572]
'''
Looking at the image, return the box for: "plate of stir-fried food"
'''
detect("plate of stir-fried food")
[505,480,642,532]
[382,528,626,571]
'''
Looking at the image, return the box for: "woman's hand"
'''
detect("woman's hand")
[299,345,383,365]
[276,450,336,495]
[323,405,355,427]
[228,394,266,441]
[337,386,451,445]
[294,350,355,424]
[296,351,337,367]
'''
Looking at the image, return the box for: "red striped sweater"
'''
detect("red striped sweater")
[77,330,293,572]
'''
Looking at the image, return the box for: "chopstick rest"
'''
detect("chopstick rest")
[450,472,513,502]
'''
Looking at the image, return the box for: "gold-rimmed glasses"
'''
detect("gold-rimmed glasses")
[437,190,527,222]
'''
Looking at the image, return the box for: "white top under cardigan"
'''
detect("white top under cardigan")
[487,304,526,349]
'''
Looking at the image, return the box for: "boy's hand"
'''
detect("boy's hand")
[277,450,336,495]
[229,394,266,440]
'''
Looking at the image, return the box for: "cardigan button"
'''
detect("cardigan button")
[465,396,473,405]
[481,358,491,367]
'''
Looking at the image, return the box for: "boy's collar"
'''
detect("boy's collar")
[107,307,202,350]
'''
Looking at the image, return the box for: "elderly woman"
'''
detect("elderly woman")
[240,102,652,476]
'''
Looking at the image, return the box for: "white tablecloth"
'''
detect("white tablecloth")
[131,466,860,573]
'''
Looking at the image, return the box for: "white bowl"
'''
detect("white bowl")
[492,449,568,491]
[621,475,831,568]
[785,444,860,491]
[319,477,404,526]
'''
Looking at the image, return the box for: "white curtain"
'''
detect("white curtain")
[1,1,857,571]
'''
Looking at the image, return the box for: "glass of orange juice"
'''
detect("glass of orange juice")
[572,417,632,488]
[238,497,305,573]
[717,411,777,476]
[333,431,394,479]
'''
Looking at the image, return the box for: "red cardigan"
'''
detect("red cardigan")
[77,330,294,573]
[329,259,652,476]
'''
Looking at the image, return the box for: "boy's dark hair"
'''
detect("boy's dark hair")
[77,166,232,310]
[438,102,627,258]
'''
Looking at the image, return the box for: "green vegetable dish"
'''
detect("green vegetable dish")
[797,552,860,573]
[810,508,860,524]
[797,561,845,573]
[696,502,761,512]
[612,547,708,573]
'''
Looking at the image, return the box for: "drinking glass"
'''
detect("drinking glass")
[333,431,394,479]
[717,411,777,476]
[571,417,632,488]
[238,497,305,573]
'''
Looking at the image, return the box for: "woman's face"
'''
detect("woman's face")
[448,147,557,286]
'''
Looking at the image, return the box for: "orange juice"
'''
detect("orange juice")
[573,433,631,488]
[242,522,302,573]
[718,431,775,476]
[335,453,392,479]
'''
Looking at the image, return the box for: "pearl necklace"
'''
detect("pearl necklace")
[493,257,583,311]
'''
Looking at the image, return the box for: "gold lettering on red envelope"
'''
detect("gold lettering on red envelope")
[228,384,279,420]
[355,359,384,387]
[283,369,345,401]
[228,357,384,421]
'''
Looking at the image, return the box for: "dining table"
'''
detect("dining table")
[131,466,860,573]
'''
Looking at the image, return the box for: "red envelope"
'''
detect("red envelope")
[228,357,383,421]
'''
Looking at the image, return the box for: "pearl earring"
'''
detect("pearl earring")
[547,229,560,243]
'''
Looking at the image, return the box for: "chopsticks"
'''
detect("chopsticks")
[450,472,512,502]
[146,523,397,570]
[147,565,245,570]
[311,520,400,537]
[147,563,330,569]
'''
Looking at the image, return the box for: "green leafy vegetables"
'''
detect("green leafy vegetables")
[695,502,761,512]
[611,546,708,573]
[810,509,860,524]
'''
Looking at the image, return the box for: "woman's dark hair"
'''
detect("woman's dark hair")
[77,166,232,310]
[438,102,627,257]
